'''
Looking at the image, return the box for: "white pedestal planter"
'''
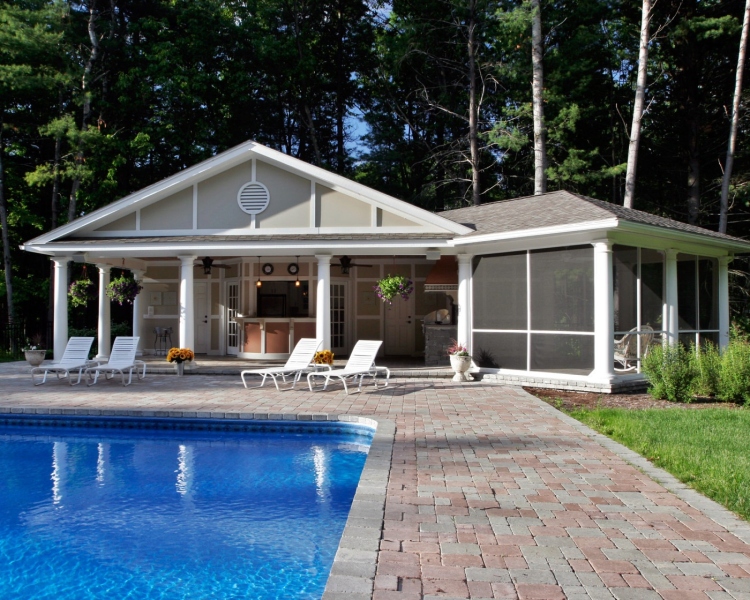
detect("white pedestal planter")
[24,350,46,367]
[450,355,473,382]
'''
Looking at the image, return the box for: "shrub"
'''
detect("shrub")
[694,342,721,398]
[642,343,698,403]
[716,338,750,404]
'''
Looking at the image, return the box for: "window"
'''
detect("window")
[678,254,718,347]
[613,246,664,372]
[472,246,594,375]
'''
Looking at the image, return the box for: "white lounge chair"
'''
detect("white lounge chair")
[85,336,145,386]
[241,338,322,390]
[30,337,95,386]
[307,340,384,395]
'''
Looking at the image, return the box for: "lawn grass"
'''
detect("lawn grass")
[569,407,750,521]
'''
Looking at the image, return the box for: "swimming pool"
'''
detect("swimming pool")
[0,415,373,600]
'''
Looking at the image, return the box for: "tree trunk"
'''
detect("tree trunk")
[530,0,546,195]
[719,0,750,233]
[68,0,100,222]
[0,113,14,324]
[467,0,481,206]
[48,128,62,326]
[623,0,651,209]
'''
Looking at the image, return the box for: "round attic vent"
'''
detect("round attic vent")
[237,181,270,215]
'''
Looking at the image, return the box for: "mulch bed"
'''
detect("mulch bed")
[525,387,743,411]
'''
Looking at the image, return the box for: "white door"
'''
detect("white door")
[385,295,414,355]
[226,282,239,355]
[330,282,347,355]
[194,282,208,354]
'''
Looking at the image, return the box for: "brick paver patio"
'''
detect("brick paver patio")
[2,362,750,600]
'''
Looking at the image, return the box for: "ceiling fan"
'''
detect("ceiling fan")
[196,256,230,275]
[332,255,373,275]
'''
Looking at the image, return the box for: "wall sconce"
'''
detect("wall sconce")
[256,256,262,288]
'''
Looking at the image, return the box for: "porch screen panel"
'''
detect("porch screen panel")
[698,258,718,330]
[641,249,664,329]
[530,246,594,332]
[530,334,594,372]
[677,255,697,330]
[613,245,638,332]
[473,332,527,370]
[472,253,527,330]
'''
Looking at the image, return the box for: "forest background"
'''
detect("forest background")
[1,0,749,329]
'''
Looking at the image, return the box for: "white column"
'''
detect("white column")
[315,255,331,350]
[52,257,70,361]
[131,270,144,355]
[96,265,112,358]
[665,249,679,346]
[718,255,732,350]
[179,256,196,350]
[457,254,473,352]
[592,240,615,381]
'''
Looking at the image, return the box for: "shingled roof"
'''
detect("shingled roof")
[440,190,748,246]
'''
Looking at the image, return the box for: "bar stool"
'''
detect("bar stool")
[153,327,173,356]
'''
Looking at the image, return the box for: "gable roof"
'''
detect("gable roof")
[441,190,750,251]
[25,140,472,246]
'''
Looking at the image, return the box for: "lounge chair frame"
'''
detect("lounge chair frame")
[241,338,322,390]
[30,337,95,386]
[85,336,146,386]
[307,340,386,395]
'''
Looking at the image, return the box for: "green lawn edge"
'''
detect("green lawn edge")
[568,407,750,522]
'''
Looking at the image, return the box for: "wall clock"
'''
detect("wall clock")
[287,263,299,275]
[262,263,274,275]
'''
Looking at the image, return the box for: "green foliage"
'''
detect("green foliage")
[716,340,750,404]
[570,408,750,521]
[694,342,721,398]
[641,343,698,403]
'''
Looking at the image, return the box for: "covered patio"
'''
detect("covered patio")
[22,141,750,392]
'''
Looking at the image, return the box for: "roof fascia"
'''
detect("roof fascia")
[250,145,472,235]
[614,221,750,253]
[28,140,471,245]
[451,218,619,246]
[22,238,456,258]
[26,140,260,245]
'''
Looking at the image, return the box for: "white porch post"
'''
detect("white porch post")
[665,249,679,346]
[179,256,196,350]
[52,257,70,361]
[131,269,144,355]
[96,264,111,358]
[457,254,473,352]
[315,255,331,350]
[718,255,732,350]
[592,240,615,381]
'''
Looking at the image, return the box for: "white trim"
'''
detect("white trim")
[310,181,316,228]
[26,140,470,245]
[68,225,449,238]
[192,184,198,230]
[451,219,619,246]
[473,329,595,335]
[135,209,141,231]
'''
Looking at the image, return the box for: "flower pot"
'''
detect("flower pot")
[24,350,47,367]
[449,354,473,382]
[175,362,185,376]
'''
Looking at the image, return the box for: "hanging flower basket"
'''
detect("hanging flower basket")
[373,274,414,304]
[69,279,95,308]
[106,276,143,305]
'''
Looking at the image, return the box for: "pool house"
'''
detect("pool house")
[22,140,750,392]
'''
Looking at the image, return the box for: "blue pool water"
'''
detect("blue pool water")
[0,416,372,600]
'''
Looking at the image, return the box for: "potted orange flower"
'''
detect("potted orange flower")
[166,347,195,376]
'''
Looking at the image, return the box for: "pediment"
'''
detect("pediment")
[31,141,469,245]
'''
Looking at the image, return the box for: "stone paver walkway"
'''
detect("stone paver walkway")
[1,363,750,600]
